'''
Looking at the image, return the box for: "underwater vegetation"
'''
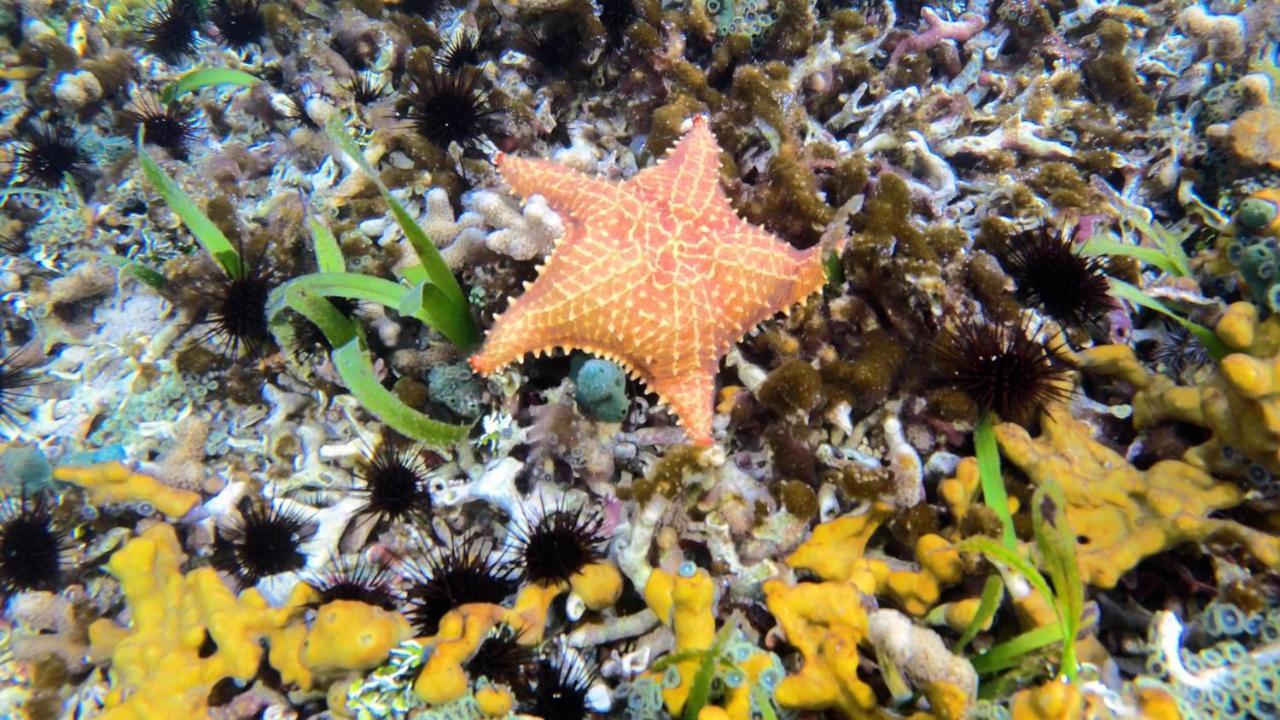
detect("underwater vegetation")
[3,0,1280,718]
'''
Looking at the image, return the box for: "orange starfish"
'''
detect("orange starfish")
[469,116,826,444]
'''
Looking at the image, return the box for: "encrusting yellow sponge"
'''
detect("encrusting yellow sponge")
[762,579,877,718]
[88,524,311,719]
[1080,303,1280,476]
[643,564,716,715]
[410,559,624,707]
[302,600,412,674]
[413,603,507,704]
[474,685,515,716]
[89,524,412,719]
[783,503,891,594]
[55,461,200,517]
[783,504,963,616]
[640,562,778,720]
[569,561,623,610]
[995,403,1280,588]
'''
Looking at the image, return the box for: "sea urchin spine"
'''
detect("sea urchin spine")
[194,248,279,359]
[0,488,70,596]
[1003,226,1113,327]
[304,555,400,610]
[933,316,1071,426]
[123,95,200,159]
[353,439,439,531]
[505,500,608,587]
[142,0,206,63]
[0,346,41,429]
[11,121,92,190]
[402,535,517,636]
[402,65,502,156]
[211,0,266,50]
[525,646,604,719]
[213,498,313,590]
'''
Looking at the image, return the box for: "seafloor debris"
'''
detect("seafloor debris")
[4,0,1280,718]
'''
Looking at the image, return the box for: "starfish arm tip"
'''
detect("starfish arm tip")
[469,353,493,375]
[686,431,715,446]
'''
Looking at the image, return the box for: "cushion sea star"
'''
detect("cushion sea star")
[469,116,827,444]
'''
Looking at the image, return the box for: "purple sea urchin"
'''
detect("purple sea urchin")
[1003,227,1113,326]
[1152,323,1212,383]
[514,15,594,78]
[403,535,517,636]
[597,0,637,48]
[436,26,486,73]
[0,347,40,428]
[213,498,313,590]
[396,0,450,21]
[934,316,1071,425]
[142,0,205,63]
[506,501,607,587]
[0,488,69,595]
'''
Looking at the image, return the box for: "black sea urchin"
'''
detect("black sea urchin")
[934,316,1071,425]
[396,0,450,21]
[0,346,40,429]
[435,26,486,73]
[123,95,200,159]
[0,489,69,595]
[211,0,266,50]
[466,624,535,696]
[1152,323,1212,383]
[12,122,92,190]
[515,15,593,78]
[505,501,607,587]
[214,498,313,590]
[142,0,205,63]
[305,555,399,609]
[403,535,517,636]
[597,0,637,49]
[526,648,599,720]
[402,66,501,156]
[1003,227,1113,326]
[344,72,388,105]
[194,252,279,359]
[354,440,438,529]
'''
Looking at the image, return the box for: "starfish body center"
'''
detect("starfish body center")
[469,116,827,444]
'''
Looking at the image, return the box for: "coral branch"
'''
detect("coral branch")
[890,9,986,65]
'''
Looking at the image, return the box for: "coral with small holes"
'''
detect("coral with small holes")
[1141,603,1280,719]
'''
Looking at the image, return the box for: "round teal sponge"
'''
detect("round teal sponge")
[572,357,629,422]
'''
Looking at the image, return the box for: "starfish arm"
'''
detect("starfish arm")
[629,116,727,218]
[647,368,718,446]
[708,225,827,330]
[496,153,642,227]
